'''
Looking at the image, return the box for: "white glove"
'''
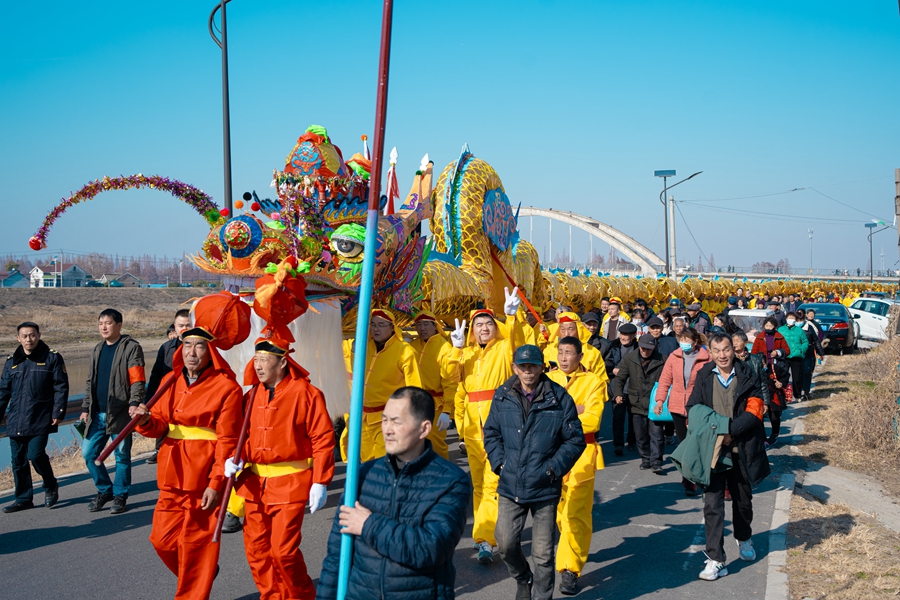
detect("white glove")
[436,412,451,432]
[309,483,327,513]
[224,457,244,478]
[504,286,521,316]
[450,318,467,349]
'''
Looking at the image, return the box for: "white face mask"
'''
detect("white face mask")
[786,318,796,326]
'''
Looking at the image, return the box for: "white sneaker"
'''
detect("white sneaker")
[699,558,728,581]
[476,541,493,564]
[738,538,756,561]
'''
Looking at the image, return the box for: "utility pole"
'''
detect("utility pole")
[569,224,572,267]
[808,228,813,274]
[895,168,900,265]
[668,195,676,272]
[549,218,552,264]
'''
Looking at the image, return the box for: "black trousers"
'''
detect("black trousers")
[631,413,665,467]
[766,407,782,442]
[703,461,753,562]
[612,397,635,448]
[672,413,688,443]
[786,357,804,399]
[10,434,57,503]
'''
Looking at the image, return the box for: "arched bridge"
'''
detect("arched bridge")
[519,207,664,276]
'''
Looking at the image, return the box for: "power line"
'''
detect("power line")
[678,202,867,224]
[680,175,892,203]
[807,187,894,225]
[674,203,710,267]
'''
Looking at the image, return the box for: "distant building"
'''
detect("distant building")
[97,273,122,286]
[1,270,29,288]
[115,272,143,288]
[30,263,92,288]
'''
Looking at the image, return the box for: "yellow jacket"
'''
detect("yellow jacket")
[449,312,525,441]
[344,330,422,409]
[410,334,458,415]
[543,312,610,382]
[547,367,606,478]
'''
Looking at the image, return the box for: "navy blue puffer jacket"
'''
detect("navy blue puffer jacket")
[0,341,69,437]
[483,375,585,504]
[317,443,470,600]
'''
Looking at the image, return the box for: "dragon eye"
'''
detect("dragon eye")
[331,236,364,259]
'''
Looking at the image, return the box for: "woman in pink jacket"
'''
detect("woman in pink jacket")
[653,327,710,496]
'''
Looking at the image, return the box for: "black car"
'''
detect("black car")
[799,303,859,354]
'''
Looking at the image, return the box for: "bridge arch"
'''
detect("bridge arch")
[518,207,664,276]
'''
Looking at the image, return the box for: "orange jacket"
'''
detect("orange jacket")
[236,369,336,504]
[136,355,243,494]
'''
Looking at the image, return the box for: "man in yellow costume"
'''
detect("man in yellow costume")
[449,287,524,564]
[409,311,457,460]
[544,312,607,379]
[343,309,421,462]
[548,336,606,596]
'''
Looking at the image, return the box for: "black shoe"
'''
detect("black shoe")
[516,577,534,600]
[3,501,34,514]
[109,496,127,515]
[88,492,114,512]
[146,451,158,464]
[458,441,467,457]
[625,443,636,451]
[652,464,665,475]
[559,569,578,595]
[640,462,651,470]
[221,512,243,533]
[614,446,624,456]
[44,485,59,508]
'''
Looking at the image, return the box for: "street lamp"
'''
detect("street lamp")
[209,1,234,214]
[808,228,813,275]
[654,170,702,277]
[865,221,889,284]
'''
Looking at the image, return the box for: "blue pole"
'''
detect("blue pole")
[336,1,394,597]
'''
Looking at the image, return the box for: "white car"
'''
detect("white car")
[727,308,774,347]
[848,298,894,342]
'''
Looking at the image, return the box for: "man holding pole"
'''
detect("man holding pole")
[132,295,246,600]
[448,287,523,564]
[410,311,457,460]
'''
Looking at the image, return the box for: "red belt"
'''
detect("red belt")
[363,404,386,413]
[467,389,496,402]
[425,390,444,398]
[584,432,596,444]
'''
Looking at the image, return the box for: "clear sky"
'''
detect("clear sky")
[2,0,899,272]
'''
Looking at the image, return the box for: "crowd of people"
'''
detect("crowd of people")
[0,282,876,599]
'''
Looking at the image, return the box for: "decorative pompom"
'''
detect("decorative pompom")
[220,208,230,217]
[28,236,44,251]
[251,202,261,211]
[234,200,245,210]
[271,212,280,220]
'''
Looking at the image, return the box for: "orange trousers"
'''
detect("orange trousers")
[244,500,315,600]
[149,490,221,600]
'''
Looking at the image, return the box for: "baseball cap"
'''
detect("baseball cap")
[646,316,664,328]
[513,345,545,365]
[582,312,600,324]
[638,335,658,349]
[727,296,738,305]
[687,302,702,311]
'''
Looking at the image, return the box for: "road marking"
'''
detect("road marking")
[682,517,707,571]
[765,473,795,600]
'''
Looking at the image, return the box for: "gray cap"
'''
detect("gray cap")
[638,335,658,349]
[582,311,601,324]
[513,344,545,366]
[687,302,702,311]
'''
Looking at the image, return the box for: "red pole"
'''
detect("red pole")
[366,0,393,213]
[94,375,177,466]
[211,384,258,543]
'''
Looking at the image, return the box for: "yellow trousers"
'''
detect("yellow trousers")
[556,444,600,575]
[427,426,449,460]
[227,488,245,519]
[360,412,386,463]
[467,437,499,546]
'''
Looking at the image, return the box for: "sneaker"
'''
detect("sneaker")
[683,480,698,497]
[737,539,756,561]
[558,569,578,595]
[88,492,114,512]
[516,577,533,600]
[2,501,34,514]
[221,512,243,533]
[146,451,158,464]
[699,558,728,581]
[110,496,127,515]
[665,435,676,445]
[652,464,665,475]
[614,446,624,456]
[639,462,651,470]
[458,441,467,457]
[724,489,732,502]
[476,541,493,564]
[44,484,59,508]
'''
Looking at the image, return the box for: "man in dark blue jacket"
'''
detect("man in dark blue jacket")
[0,322,69,513]
[483,345,585,600]
[317,386,470,600]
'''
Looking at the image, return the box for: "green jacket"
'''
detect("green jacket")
[82,334,146,435]
[778,324,809,359]
[670,403,732,487]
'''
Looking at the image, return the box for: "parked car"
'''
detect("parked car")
[848,298,894,342]
[85,280,103,287]
[725,308,774,347]
[799,303,859,354]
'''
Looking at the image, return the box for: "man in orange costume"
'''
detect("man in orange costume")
[225,326,335,600]
[409,311,457,460]
[133,293,247,600]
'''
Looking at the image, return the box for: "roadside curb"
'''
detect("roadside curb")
[765,473,795,600]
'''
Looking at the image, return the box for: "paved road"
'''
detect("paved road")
[0,400,785,599]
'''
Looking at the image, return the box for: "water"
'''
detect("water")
[0,353,157,472]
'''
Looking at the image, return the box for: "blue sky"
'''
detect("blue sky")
[2,0,898,272]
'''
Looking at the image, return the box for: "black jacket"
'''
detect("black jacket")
[654,335,679,360]
[146,337,180,398]
[612,349,665,416]
[483,375,585,504]
[0,341,69,437]
[317,443,470,600]
[605,339,637,379]
[685,360,770,487]
[587,334,612,362]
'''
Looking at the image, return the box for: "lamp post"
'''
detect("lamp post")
[654,170,702,277]
[208,1,234,214]
[865,221,889,283]
[808,228,813,275]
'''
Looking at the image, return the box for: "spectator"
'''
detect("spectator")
[166,323,177,341]
[686,333,769,581]
[668,314,687,338]
[581,312,612,360]
[145,309,192,465]
[783,294,799,314]
[751,318,790,446]
[483,345,585,600]
[653,327,710,494]
[797,310,823,402]
[0,322,69,513]
[645,316,678,360]
[767,300,787,327]
[606,323,639,455]
[685,302,711,335]
[631,309,649,336]
[777,312,808,402]
[634,298,655,319]
[598,297,610,317]
[317,387,470,600]
[601,297,628,340]
[614,334,666,473]
[79,308,145,515]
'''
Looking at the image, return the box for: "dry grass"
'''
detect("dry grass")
[0,434,156,492]
[799,338,900,497]
[786,490,900,599]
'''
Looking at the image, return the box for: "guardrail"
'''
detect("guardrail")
[0,395,84,439]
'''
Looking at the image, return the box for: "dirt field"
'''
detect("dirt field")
[0,287,214,360]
